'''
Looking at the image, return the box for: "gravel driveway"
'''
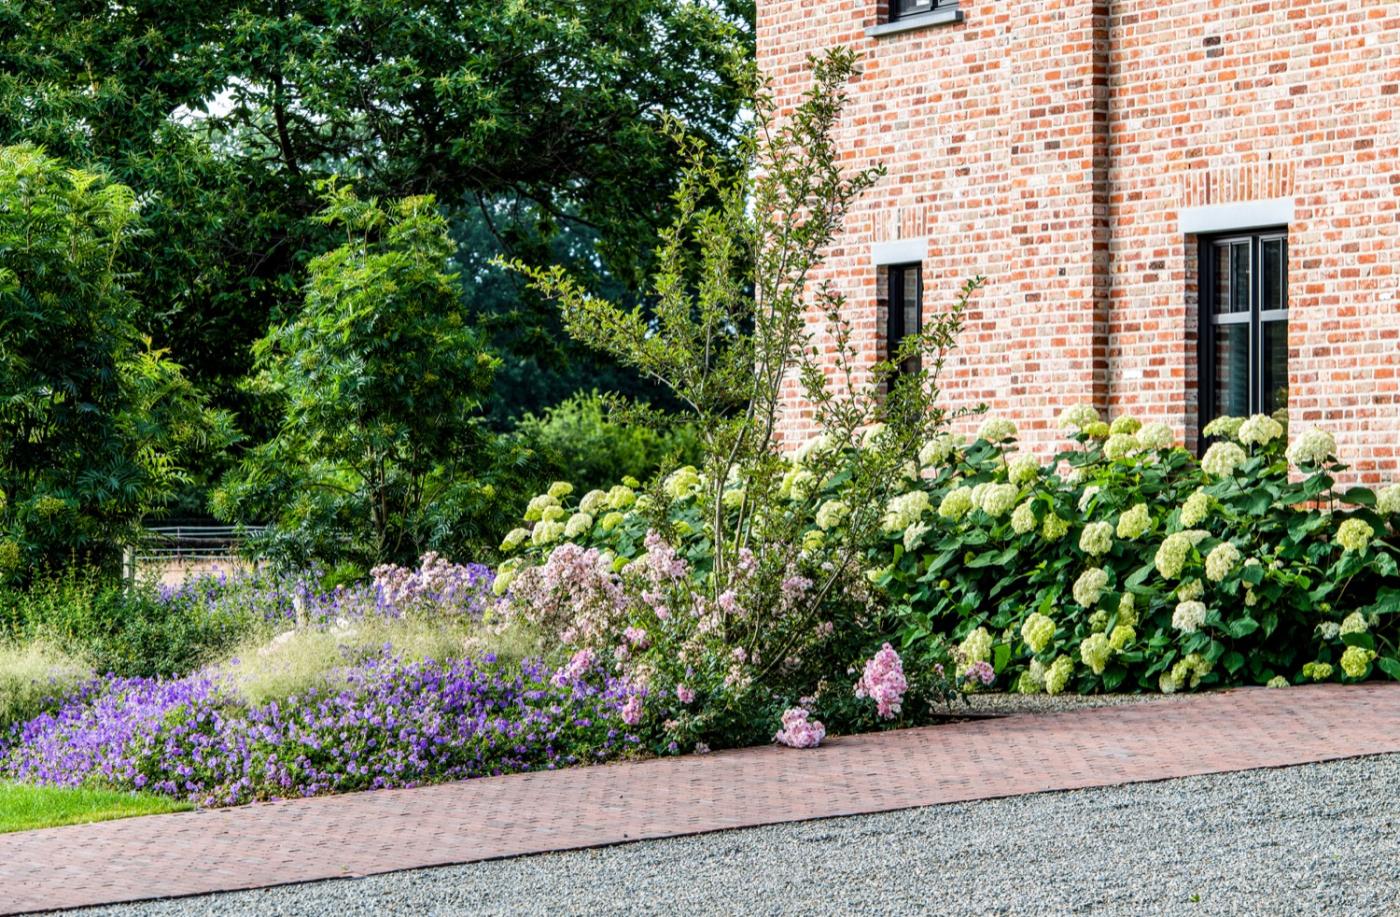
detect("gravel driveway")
[75,752,1399,917]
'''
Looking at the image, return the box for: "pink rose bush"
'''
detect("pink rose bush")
[774,707,826,749]
[854,643,908,719]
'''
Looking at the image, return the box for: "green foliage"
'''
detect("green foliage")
[0,0,754,439]
[0,144,232,574]
[0,570,257,679]
[0,781,190,834]
[516,391,702,494]
[215,186,540,566]
[866,412,1400,694]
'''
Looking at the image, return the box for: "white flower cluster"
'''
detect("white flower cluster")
[1180,489,1213,527]
[1379,484,1400,516]
[815,500,849,531]
[1286,428,1336,467]
[1204,541,1241,582]
[973,482,1019,518]
[918,433,961,467]
[978,416,1017,443]
[1079,521,1114,557]
[1103,433,1139,461]
[1007,454,1040,487]
[1201,441,1247,477]
[1336,518,1373,553]
[1154,529,1208,579]
[1202,415,1244,439]
[1136,422,1174,451]
[938,487,974,521]
[1237,413,1284,446]
[1058,404,1100,432]
[1011,500,1037,535]
[883,491,931,532]
[1116,503,1151,540]
[1073,567,1109,608]
[1172,600,1208,634]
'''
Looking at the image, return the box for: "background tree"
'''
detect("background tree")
[0,145,231,575]
[214,185,534,567]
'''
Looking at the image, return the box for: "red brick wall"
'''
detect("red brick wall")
[760,0,1400,477]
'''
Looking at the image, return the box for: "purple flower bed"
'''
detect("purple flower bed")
[2,653,639,807]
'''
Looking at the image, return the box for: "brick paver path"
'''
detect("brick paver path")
[3,683,1398,914]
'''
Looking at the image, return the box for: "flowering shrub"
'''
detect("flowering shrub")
[1,652,636,806]
[869,408,1400,694]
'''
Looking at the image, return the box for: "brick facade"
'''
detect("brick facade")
[760,0,1400,476]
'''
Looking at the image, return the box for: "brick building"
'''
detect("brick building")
[761,0,1400,475]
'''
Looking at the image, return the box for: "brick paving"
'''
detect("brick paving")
[3,683,1398,915]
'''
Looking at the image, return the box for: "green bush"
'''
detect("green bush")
[516,391,702,494]
[0,570,260,678]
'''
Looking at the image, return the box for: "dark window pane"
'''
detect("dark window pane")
[901,266,920,337]
[1214,241,1251,315]
[895,0,936,16]
[1262,239,1285,312]
[1261,319,1288,425]
[1213,323,1251,419]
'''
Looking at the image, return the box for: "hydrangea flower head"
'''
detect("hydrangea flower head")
[598,511,625,533]
[1116,503,1151,540]
[564,513,594,539]
[531,520,566,546]
[578,489,609,515]
[774,707,826,748]
[1008,455,1040,487]
[1155,530,1207,579]
[1041,513,1070,542]
[1058,404,1100,432]
[1286,428,1336,467]
[816,500,849,531]
[1266,675,1289,689]
[1238,414,1284,447]
[1109,415,1142,435]
[978,416,1017,443]
[1172,600,1208,634]
[854,643,908,719]
[547,481,574,499]
[1082,421,1111,439]
[1021,612,1056,654]
[779,465,818,501]
[1044,655,1075,695]
[1103,433,1139,461]
[1340,645,1376,679]
[903,521,931,552]
[1016,670,1043,694]
[1079,521,1114,557]
[500,527,530,552]
[1336,518,1373,553]
[524,492,560,522]
[918,433,960,467]
[1378,483,1400,516]
[1205,542,1241,582]
[937,487,974,522]
[1079,633,1112,675]
[1202,415,1244,439]
[1117,591,1138,627]
[606,485,637,510]
[885,490,932,531]
[959,627,994,665]
[1072,567,1109,608]
[1201,441,1247,477]
[978,483,1019,518]
[1180,489,1213,527]
[1301,661,1334,682]
[1011,500,1037,534]
[665,466,704,500]
[1108,624,1135,651]
[1171,652,1212,689]
[1339,611,1369,635]
[1137,422,1174,451]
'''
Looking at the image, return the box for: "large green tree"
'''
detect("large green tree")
[214,186,537,566]
[0,0,753,428]
[0,145,231,574]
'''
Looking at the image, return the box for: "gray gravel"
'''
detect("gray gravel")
[960,689,1189,716]
[74,753,1399,917]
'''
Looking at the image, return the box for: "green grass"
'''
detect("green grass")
[0,781,191,834]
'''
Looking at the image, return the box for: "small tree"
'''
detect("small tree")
[217,185,530,566]
[0,144,228,576]
[507,49,982,620]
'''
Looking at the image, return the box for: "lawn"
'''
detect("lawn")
[0,782,191,834]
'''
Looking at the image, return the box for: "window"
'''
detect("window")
[891,0,939,19]
[886,262,922,374]
[1199,230,1288,434]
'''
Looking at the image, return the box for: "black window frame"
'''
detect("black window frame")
[1197,228,1289,437]
[886,261,923,375]
[889,0,945,21]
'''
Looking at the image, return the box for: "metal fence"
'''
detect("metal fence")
[123,525,267,581]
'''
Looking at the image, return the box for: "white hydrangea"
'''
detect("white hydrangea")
[861,423,888,450]
[524,492,560,522]
[547,481,574,499]
[722,486,746,508]
[1011,500,1037,535]
[884,491,931,531]
[1103,433,1139,461]
[1336,518,1374,553]
[1078,485,1101,513]
[1109,415,1141,435]
[1205,541,1241,582]
[500,527,530,552]
[1340,611,1369,635]
[1116,503,1151,540]
[1180,489,1213,527]
[1079,521,1114,557]
[1058,404,1100,432]
[979,483,1020,518]
[778,465,817,501]
[606,485,637,510]
[1286,428,1336,467]
[1007,454,1040,487]
[1377,484,1400,516]
[1202,415,1245,439]
[1136,422,1174,451]
[1237,413,1284,447]
[1201,441,1247,477]
[1172,600,1208,634]
[531,519,566,546]
[1176,578,1204,601]
[938,487,974,521]
[1155,529,1208,579]
[1117,591,1138,627]
[903,521,932,552]
[918,433,960,467]
[1073,567,1109,608]
[978,416,1017,443]
[564,512,593,539]
[815,500,849,531]
[578,489,609,515]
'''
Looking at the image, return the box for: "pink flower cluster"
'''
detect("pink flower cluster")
[854,643,907,719]
[675,684,696,704]
[551,649,597,687]
[773,707,826,748]
[963,660,996,687]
